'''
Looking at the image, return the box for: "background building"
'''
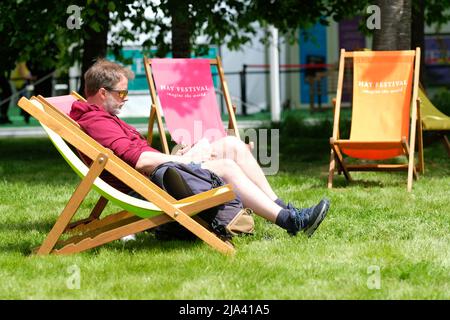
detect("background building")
[64,18,450,119]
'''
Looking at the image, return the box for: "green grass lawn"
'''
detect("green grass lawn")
[0,127,449,299]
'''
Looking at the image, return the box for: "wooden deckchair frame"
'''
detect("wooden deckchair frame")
[17,94,237,255]
[143,56,240,154]
[328,48,422,192]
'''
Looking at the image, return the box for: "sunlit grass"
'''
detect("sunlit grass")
[0,131,449,299]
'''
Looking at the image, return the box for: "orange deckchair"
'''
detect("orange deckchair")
[417,85,450,173]
[328,48,422,192]
[143,57,240,154]
[16,93,236,255]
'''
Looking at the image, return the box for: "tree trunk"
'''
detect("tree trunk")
[373,0,411,50]
[169,0,192,58]
[411,0,425,85]
[79,3,110,94]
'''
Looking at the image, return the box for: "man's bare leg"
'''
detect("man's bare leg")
[202,158,281,222]
[210,136,278,201]
[202,158,330,237]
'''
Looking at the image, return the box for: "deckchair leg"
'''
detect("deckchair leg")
[328,149,335,188]
[66,196,109,233]
[416,102,425,174]
[147,106,156,146]
[55,215,161,255]
[407,164,414,192]
[443,135,450,157]
[330,140,352,182]
[147,104,170,154]
[407,48,420,192]
[228,105,237,131]
[36,154,108,255]
[154,105,170,154]
[89,196,109,219]
[401,138,417,192]
[334,149,351,181]
[417,125,425,174]
[52,185,237,254]
[337,163,343,175]
[55,213,235,255]
[64,210,134,236]
[54,211,235,255]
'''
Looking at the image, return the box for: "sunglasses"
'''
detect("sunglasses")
[105,87,128,99]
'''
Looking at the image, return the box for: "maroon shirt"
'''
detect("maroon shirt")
[70,100,159,192]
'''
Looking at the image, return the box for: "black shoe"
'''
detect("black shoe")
[286,198,330,237]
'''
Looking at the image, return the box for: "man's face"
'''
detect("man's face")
[103,75,129,115]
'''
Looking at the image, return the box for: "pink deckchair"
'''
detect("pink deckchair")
[144,57,240,154]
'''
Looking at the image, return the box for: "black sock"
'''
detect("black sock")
[275,208,292,230]
[275,198,288,209]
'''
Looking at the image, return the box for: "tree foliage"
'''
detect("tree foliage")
[0,0,72,75]
[118,0,367,56]
[0,0,449,76]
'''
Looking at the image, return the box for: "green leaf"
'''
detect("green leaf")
[90,21,102,33]
[108,2,116,12]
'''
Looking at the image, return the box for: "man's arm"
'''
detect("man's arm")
[135,151,192,175]
[135,145,214,176]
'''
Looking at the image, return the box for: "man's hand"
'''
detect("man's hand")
[173,143,191,156]
[181,139,216,162]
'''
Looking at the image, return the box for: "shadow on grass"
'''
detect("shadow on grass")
[0,220,208,256]
[110,233,205,253]
[315,170,428,189]
[0,221,54,233]
[0,138,59,161]
[326,178,389,189]
[0,233,205,257]
[0,241,38,255]
[305,176,409,190]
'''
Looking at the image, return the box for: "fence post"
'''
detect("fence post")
[240,64,247,116]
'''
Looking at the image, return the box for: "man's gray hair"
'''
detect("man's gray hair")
[84,59,135,97]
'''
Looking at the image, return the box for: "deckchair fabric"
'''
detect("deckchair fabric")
[328,49,421,192]
[342,51,414,160]
[144,56,239,154]
[151,59,226,146]
[341,52,414,160]
[16,93,237,255]
[45,95,78,115]
[417,87,450,165]
[419,89,450,131]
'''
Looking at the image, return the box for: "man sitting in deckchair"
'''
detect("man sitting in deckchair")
[69,59,330,237]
